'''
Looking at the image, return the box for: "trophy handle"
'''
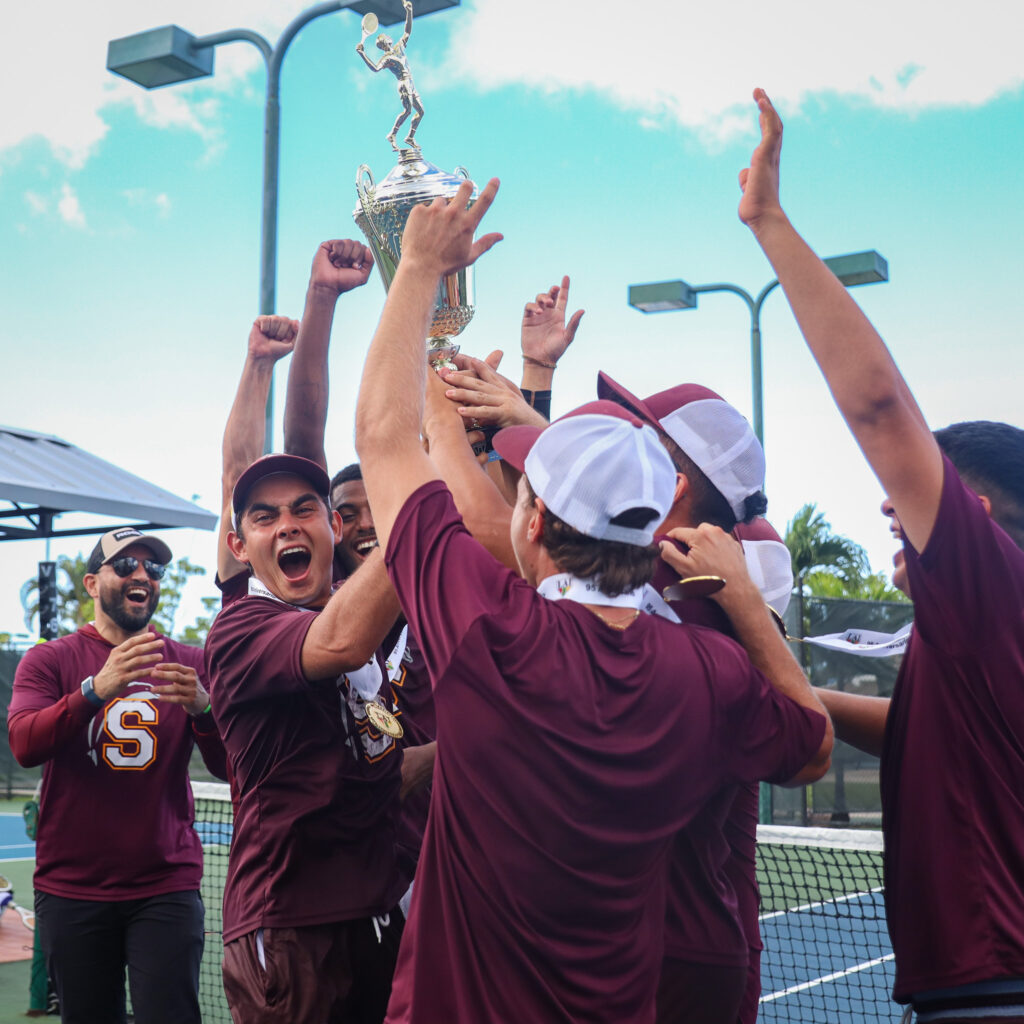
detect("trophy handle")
[454,166,471,182]
[356,164,388,256]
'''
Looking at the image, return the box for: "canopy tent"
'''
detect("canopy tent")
[0,425,217,541]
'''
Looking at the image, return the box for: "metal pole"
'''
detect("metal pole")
[192,3,353,454]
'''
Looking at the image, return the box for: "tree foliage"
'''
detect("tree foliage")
[20,553,217,643]
[785,503,907,603]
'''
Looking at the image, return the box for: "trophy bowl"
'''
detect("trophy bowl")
[354,151,477,368]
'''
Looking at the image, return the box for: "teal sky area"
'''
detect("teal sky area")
[2,1,1023,639]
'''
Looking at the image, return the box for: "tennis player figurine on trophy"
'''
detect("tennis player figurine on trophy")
[353,0,477,369]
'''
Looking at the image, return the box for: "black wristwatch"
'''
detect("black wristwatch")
[80,676,105,709]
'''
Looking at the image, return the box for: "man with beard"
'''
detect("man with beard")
[7,527,225,1024]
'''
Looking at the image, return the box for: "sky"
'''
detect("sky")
[2,0,1023,641]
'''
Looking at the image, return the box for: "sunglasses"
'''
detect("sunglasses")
[108,556,166,581]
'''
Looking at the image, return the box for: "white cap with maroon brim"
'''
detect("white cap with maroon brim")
[597,372,765,523]
[493,400,676,547]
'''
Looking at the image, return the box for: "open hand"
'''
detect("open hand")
[738,88,784,231]
[92,633,165,702]
[401,179,503,278]
[521,275,584,368]
[150,663,210,717]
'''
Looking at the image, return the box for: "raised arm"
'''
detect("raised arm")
[662,524,833,784]
[355,179,502,551]
[283,239,374,470]
[219,316,297,581]
[399,0,413,48]
[738,88,943,553]
[519,275,584,397]
[355,42,383,72]
[422,369,518,568]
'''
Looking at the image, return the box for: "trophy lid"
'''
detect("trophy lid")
[353,150,475,215]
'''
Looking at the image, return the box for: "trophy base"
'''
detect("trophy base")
[427,336,460,371]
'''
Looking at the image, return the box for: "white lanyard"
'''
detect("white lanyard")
[800,622,912,658]
[536,573,645,610]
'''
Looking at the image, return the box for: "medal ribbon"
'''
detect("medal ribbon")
[536,573,645,610]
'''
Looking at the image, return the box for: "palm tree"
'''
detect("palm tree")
[785,503,869,591]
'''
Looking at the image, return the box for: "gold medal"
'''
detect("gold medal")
[662,575,726,601]
[365,700,404,739]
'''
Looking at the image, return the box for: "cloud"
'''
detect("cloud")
[1,0,301,168]
[24,192,48,215]
[4,0,1024,172]
[57,184,86,229]
[121,188,173,217]
[442,0,1024,142]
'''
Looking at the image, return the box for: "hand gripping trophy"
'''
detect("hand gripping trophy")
[353,0,478,369]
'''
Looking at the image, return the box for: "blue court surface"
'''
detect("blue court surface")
[0,814,34,862]
[759,886,899,1022]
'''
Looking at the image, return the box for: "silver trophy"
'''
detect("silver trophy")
[353,0,476,368]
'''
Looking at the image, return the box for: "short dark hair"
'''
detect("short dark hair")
[934,421,1024,549]
[524,480,659,597]
[330,463,362,499]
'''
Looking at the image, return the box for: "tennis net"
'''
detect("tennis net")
[191,784,896,1023]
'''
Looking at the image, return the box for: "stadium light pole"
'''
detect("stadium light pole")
[107,0,458,453]
[627,250,889,448]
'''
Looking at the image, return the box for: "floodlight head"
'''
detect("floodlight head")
[628,280,697,314]
[107,25,213,89]
[823,250,889,288]
[349,0,459,27]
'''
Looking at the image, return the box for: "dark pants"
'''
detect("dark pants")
[36,889,204,1024]
[223,911,404,1024]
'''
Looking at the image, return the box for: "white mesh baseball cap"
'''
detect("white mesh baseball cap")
[734,517,794,615]
[493,400,676,547]
[597,373,765,523]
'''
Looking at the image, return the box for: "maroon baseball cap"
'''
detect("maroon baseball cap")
[231,454,331,526]
[597,372,765,522]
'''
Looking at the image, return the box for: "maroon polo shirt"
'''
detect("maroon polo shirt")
[882,456,1024,999]
[383,481,826,1024]
[205,593,403,943]
[7,626,222,900]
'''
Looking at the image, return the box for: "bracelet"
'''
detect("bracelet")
[522,355,557,370]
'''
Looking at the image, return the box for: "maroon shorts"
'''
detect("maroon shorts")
[222,912,403,1024]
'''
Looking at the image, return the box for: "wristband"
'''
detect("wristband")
[521,389,552,419]
[80,676,105,709]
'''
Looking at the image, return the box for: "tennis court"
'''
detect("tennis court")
[192,786,901,1024]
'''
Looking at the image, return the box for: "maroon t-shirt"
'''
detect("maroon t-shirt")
[205,592,403,943]
[383,482,826,1024]
[652,542,764,983]
[7,626,220,900]
[882,457,1024,999]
